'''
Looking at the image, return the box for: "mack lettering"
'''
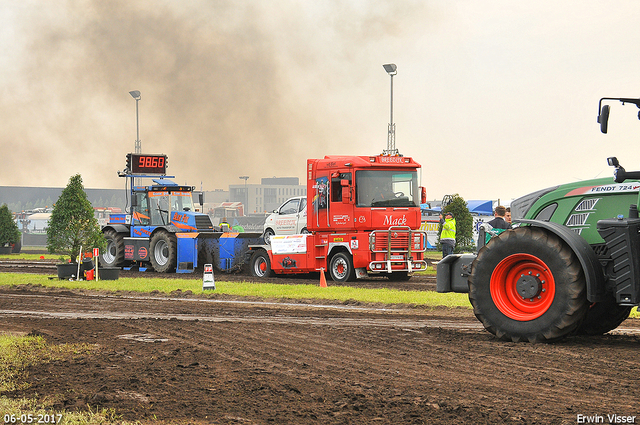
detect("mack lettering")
[383,215,408,226]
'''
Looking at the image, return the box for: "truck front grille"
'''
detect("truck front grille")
[372,232,410,251]
[369,227,426,253]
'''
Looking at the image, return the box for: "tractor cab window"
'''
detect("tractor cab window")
[150,192,170,225]
[171,191,195,212]
[132,192,151,225]
[356,170,418,208]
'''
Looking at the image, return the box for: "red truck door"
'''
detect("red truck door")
[310,171,354,231]
[310,173,330,231]
[328,172,353,230]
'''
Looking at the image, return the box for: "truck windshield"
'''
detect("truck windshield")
[355,170,419,207]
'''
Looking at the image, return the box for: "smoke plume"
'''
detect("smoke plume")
[0,0,428,192]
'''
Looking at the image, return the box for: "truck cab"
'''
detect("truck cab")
[249,154,428,282]
[308,156,422,233]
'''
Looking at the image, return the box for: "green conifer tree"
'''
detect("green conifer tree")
[47,174,106,262]
[0,204,20,247]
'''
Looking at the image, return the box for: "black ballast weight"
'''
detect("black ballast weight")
[597,217,640,305]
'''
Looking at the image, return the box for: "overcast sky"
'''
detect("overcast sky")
[2,0,640,203]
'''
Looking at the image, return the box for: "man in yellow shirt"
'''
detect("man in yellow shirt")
[440,212,456,258]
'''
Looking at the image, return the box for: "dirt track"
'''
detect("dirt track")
[0,269,639,424]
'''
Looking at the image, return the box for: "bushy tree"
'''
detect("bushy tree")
[439,194,474,253]
[0,204,20,247]
[47,174,106,262]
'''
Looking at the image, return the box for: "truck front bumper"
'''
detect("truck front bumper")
[368,259,428,274]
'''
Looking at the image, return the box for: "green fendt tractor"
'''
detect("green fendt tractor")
[437,96,640,342]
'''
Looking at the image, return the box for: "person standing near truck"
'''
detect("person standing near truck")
[220,217,232,232]
[440,212,456,258]
[487,205,511,230]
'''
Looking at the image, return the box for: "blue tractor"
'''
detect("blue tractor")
[100,153,260,273]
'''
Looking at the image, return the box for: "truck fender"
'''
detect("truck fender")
[328,242,351,257]
[517,220,606,302]
[102,224,129,235]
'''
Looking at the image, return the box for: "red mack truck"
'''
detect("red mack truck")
[248,154,428,282]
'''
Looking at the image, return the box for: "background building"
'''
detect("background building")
[228,177,307,214]
[1,176,307,218]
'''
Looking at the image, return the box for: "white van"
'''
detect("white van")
[263,196,308,244]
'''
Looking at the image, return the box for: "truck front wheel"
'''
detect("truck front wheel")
[250,250,272,278]
[149,231,177,273]
[469,226,589,342]
[102,229,125,268]
[329,252,354,282]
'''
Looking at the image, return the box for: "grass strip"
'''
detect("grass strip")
[0,253,60,260]
[0,273,470,309]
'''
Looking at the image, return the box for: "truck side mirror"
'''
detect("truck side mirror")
[199,193,204,205]
[598,104,610,134]
[341,179,350,204]
[421,186,427,204]
[607,157,619,167]
[131,194,138,208]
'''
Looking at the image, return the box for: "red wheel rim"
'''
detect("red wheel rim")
[490,253,556,321]
[259,259,266,272]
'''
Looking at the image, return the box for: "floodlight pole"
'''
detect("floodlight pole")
[129,90,141,186]
[382,64,398,156]
[129,91,141,154]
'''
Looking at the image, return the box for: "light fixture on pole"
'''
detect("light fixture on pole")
[239,176,249,212]
[129,90,141,154]
[382,64,398,156]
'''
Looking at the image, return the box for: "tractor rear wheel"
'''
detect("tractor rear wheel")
[469,227,589,342]
[329,252,354,282]
[250,250,272,278]
[101,229,125,268]
[575,296,632,336]
[149,231,177,273]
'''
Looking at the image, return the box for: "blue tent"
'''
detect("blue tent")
[422,200,493,215]
[466,200,493,216]
[420,203,440,211]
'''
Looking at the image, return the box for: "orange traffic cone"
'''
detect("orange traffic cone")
[319,268,328,288]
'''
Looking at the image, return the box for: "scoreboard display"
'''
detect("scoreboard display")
[127,153,167,175]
